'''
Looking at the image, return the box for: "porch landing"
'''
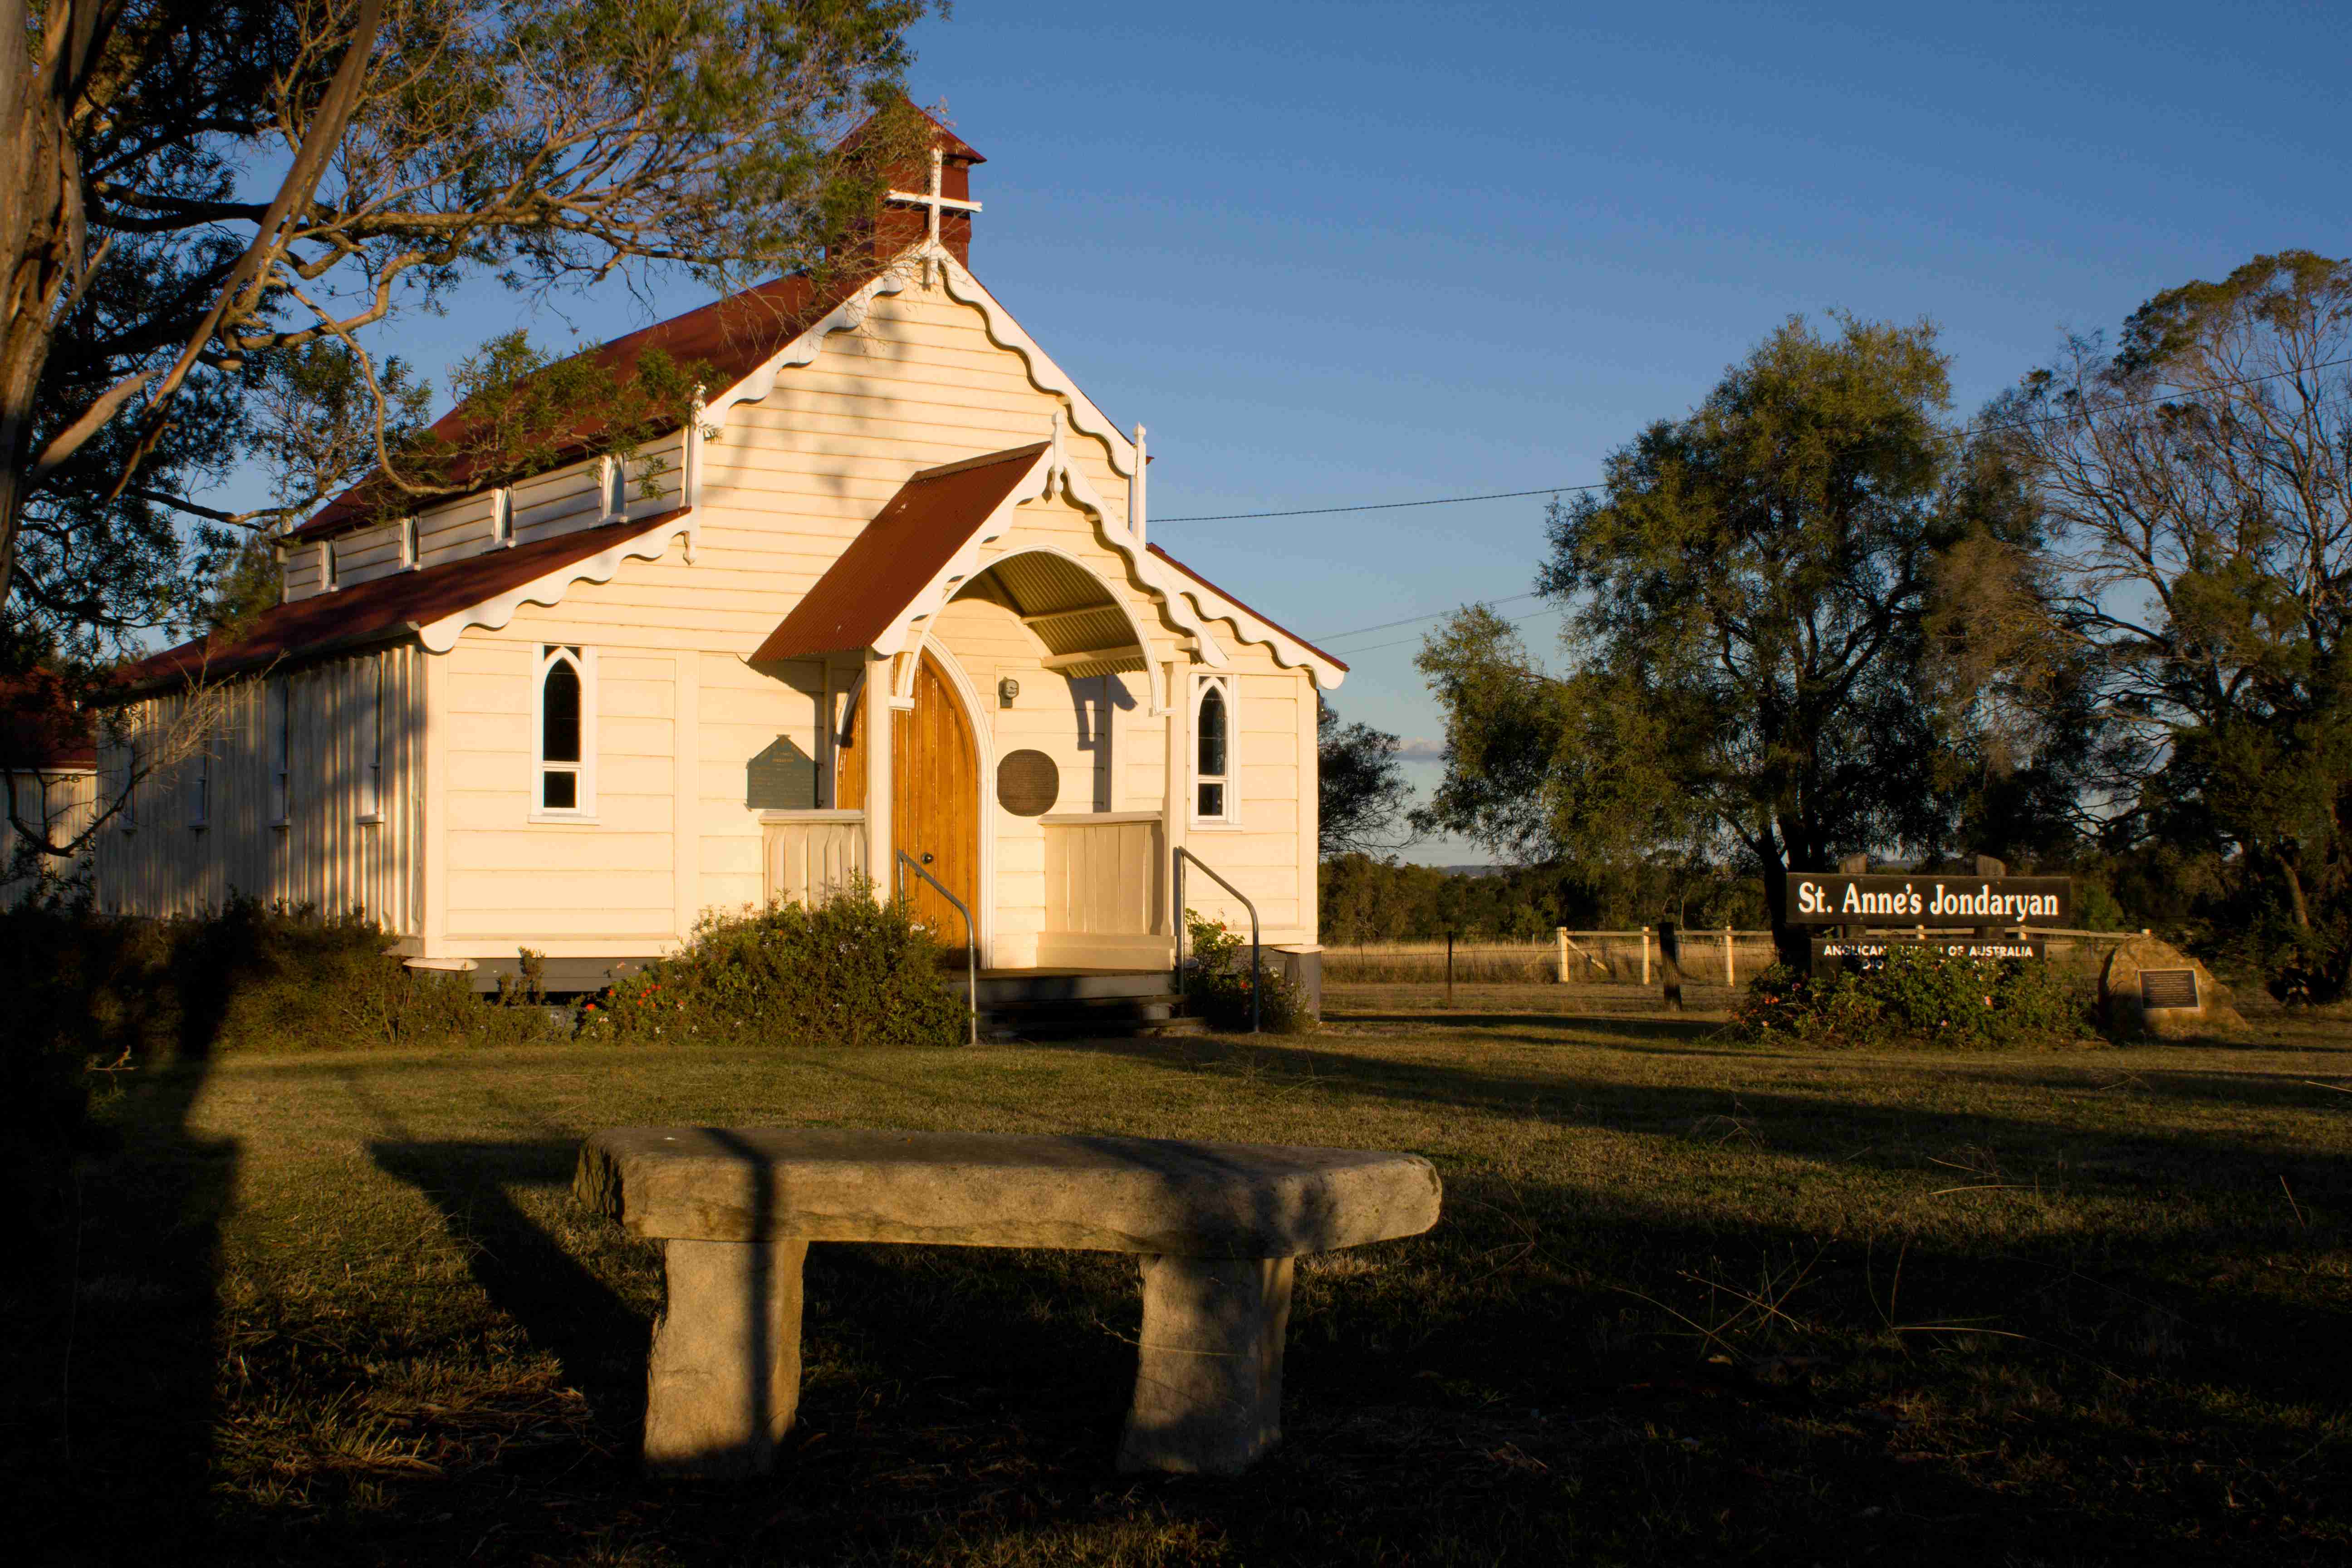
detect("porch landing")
[973,966,1200,1040]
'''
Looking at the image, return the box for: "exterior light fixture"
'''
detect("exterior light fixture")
[998,677,1020,708]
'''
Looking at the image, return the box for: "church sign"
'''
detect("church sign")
[1812,934,2048,976]
[1785,874,2072,927]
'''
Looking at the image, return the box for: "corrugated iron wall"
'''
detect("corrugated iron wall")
[93,644,426,933]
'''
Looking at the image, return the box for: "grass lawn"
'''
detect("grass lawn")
[8,986,2350,1564]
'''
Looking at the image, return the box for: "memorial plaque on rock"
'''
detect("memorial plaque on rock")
[2139,969,2200,1011]
[996,749,1059,816]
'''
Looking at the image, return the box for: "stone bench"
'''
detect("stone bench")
[573,1127,1443,1477]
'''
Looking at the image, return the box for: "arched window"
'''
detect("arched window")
[535,645,593,815]
[1195,677,1230,820]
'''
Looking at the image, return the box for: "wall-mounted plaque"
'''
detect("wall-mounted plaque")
[746,736,818,810]
[996,749,1059,817]
[2139,969,2200,1011]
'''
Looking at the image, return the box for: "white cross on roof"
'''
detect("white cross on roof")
[887,148,981,284]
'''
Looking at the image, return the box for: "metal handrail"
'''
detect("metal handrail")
[898,850,978,1046]
[1172,845,1260,1034]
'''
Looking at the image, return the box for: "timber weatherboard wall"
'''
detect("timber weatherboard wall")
[93,270,1324,967]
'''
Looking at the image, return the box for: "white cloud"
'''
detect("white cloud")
[1393,737,1448,762]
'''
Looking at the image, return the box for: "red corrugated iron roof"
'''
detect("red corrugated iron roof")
[112,511,688,696]
[0,671,96,770]
[752,445,1047,662]
[1146,544,1348,672]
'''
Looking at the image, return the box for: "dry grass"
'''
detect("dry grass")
[6,987,2349,1564]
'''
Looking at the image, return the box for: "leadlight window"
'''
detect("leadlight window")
[1195,677,1230,821]
[536,645,592,815]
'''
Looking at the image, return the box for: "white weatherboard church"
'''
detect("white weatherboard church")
[103,108,1345,998]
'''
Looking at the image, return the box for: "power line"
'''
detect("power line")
[1155,483,1600,524]
[1313,590,1544,645]
[1334,603,1566,659]
[1156,353,2352,529]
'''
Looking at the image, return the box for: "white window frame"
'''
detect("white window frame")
[399,515,418,570]
[358,661,385,823]
[1191,673,1236,826]
[270,678,292,828]
[531,643,597,821]
[493,487,514,547]
[320,538,338,592]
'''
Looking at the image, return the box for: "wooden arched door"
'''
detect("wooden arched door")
[836,652,980,957]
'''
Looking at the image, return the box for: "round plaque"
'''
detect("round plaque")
[996,749,1060,817]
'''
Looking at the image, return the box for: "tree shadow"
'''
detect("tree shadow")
[1023,1034,2352,1200]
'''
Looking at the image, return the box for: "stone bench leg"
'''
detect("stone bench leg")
[643,1237,808,1477]
[1118,1254,1294,1474]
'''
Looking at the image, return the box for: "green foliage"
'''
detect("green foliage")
[1181,909,1314,1034]
[1318,699,1413,857]
[1319,852,1766,944]
[10,1,933,663]
[1417,314,2065,967]
[1730,949,2096,1051]
[580,879,966,1048]
[0,901,562,1140]
[2004,251,2352,1000]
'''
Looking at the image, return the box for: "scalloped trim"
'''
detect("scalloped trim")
[413,515,692,654]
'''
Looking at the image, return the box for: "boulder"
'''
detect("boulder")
[2100,936,2245,1039]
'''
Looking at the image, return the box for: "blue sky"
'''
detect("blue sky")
[274,1,2352,862]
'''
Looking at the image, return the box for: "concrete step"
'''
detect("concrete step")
[985,1014,1209,1041]
[981,992,1182,1014]
[971,969,1174,1005]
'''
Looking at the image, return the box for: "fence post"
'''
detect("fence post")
[1445,928,1455,1008]
[1641,926,1652,986]
[1724,922,1734,985]
[1557,926,1569,985]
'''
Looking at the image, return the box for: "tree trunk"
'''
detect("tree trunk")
[0,0,80,598]
[2278,850,2313,929]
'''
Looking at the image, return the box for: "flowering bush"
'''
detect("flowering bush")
[578,877,966,1049]
[1181,909,1314,1034]
[1731,946,2096,1050]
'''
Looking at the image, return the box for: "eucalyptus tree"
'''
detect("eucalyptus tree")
[0,0,931,662]
[1318,701,1414,858]
[1418,315,2039,966]
[2002,251,2352,991]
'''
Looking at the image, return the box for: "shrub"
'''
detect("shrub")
[1730,947,2098,1050]
[0,899,562,1092]
[1181,909,1315,1034]
[580,878,967,1049]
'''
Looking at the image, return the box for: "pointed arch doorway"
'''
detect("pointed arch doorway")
[837,651,980,958]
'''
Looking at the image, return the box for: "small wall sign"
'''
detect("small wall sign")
[996,749,1059,816]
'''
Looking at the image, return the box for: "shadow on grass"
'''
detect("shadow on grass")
[9,954,244,1562]
[1025,1033,2352,1203]
[289,1134,2352,1563]
[1328,1009,1730,1043]
[368,1140,650,1441]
